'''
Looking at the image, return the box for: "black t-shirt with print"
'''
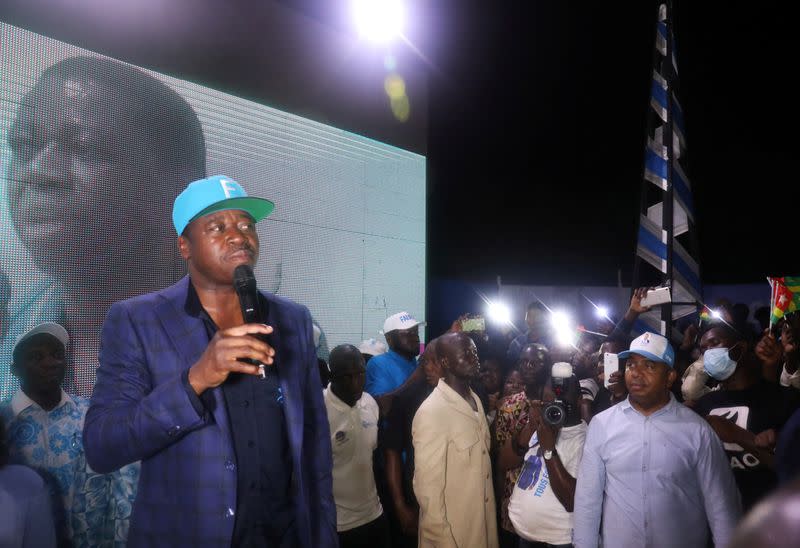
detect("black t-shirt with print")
[694,381,800,510]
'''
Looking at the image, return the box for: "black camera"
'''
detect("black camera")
[542,362,575,427]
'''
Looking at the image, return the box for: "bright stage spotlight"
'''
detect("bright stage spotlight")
[551,310,576,347]
[352,0,405,44]
[711,309,723,320]
[487,301,511,325]
[595,305,610,319]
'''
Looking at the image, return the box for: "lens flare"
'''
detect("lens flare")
[352,0,405,44]
[384,74,406,99]
[390,95,410,122]
[487,301,512,325]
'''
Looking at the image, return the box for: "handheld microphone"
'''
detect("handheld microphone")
[233,264,268,378]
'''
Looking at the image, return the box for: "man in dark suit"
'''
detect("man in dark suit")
[83,175,337,547]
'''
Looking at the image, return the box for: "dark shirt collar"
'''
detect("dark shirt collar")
[184,279,205,318]
[184,277,270,326]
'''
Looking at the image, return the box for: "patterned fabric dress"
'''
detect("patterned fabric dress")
[493,391,531,533]
[0,392,139,547]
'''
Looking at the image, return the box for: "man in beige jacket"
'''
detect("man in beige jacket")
[412,332,499,548]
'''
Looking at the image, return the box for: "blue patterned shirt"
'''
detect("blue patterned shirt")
[0,390,139,547]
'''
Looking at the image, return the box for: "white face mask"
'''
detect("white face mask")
[703,343,741,381]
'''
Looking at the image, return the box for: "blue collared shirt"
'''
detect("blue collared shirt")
[573,394,741,548]
[364,350,417,397]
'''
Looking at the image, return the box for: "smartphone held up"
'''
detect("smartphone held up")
[640,286,671,307]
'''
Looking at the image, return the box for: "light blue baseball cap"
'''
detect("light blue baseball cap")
[618,331,675,368]
[172,175,274,235]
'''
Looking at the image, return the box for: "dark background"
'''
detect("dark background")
[422,1,796,287]
[1,0,796,291]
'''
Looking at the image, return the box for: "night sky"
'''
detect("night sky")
[424,1,795,286]
[1,0,796,289]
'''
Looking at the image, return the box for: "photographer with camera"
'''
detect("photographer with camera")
[495,343,552,546]
[506,362,587,548]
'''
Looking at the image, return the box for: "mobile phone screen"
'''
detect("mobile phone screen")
[603,352,619,388]
[461,317,486,332]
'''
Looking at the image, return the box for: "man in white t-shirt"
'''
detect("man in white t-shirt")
[324,344,389,547]
[508,363,587,547]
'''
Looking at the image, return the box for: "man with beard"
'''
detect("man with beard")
[365,311,423,397]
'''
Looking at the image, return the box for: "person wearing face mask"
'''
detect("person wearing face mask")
[694,328,800,511]
[681,323,739,405]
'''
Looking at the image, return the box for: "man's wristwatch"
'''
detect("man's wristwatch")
[543,448,555,460]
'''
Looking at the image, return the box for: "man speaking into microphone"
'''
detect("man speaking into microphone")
[83,175,337,547]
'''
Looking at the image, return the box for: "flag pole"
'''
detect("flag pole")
[768,277,776,333]
[662,1,675,338]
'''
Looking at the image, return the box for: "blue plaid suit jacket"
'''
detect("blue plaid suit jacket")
[84,276,337,547]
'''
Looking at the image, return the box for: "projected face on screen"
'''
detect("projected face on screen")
[0,23,426,399]
[7,56,204,288]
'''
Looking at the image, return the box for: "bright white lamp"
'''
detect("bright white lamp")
[352,0,405,44]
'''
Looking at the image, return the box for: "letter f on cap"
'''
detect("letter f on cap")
[220,178,237,198]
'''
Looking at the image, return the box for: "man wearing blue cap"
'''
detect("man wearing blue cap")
[573,331,741,548]
[84,175,337,547]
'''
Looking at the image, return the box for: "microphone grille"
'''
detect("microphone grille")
[233,264,257,291]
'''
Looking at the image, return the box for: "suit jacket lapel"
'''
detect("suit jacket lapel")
[152,279,305,464]
[155,277,232,439]
[266,296,302,459]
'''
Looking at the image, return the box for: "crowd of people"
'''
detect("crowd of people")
[318,290,800,548]
[2,173,800,548]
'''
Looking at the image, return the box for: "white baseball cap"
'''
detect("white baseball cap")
[618,331,675,368]
[13,322,69,355]
[358,338,388,356]
[381,311,424,334]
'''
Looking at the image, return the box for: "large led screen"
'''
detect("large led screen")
[0,22,426,399]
